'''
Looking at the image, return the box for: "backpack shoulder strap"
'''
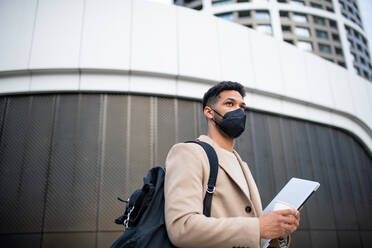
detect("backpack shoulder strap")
[185,140,218,217]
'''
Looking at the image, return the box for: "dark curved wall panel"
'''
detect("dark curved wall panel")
[0,94,371,248]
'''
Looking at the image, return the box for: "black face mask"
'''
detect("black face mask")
[212,108,246,138]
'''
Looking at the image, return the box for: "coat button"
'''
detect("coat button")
[245,206,252,213]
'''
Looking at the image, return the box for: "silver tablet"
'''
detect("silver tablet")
[261,178,320,248]
[263,177,320,214]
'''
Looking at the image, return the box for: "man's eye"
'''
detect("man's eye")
[226,102,233,106]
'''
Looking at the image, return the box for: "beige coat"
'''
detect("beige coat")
[164,135,264,248]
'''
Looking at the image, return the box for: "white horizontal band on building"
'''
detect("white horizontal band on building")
[0,0,371,152]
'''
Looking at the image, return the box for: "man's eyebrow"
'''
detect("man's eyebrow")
[223,97,246,106]
[224,97,246,103]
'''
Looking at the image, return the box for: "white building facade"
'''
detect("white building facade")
[0,0,371,247]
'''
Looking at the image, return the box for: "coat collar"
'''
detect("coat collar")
[234,150,263,216]
[196,135,252,200]
[196,135,262,216]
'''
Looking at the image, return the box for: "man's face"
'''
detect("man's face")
[212,90,246,120]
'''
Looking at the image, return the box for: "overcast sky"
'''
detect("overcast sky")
[358,0,372,56]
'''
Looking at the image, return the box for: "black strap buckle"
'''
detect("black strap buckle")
[206,185,215,194]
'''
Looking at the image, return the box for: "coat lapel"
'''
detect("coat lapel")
[197,135,252,202]
[233,151,263,216]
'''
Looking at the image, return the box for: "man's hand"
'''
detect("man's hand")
[258,209,300,239]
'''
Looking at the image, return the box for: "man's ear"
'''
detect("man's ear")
[204,106,214,120]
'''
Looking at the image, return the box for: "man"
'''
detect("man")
[164,81,300,248]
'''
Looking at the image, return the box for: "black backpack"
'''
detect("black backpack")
[111,141,219,248]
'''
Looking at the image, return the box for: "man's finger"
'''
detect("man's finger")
[282,223,297,234]
[281,214,296,225]
[295,210,301,219]
[275,209,298,216]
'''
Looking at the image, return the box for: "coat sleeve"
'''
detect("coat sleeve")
[164,143,261,248]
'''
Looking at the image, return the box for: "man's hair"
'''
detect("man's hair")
[202,81,246,110]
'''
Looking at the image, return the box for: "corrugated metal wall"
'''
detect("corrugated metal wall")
[0,94,371,248]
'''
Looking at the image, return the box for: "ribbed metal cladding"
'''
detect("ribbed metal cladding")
[0,93,371,248]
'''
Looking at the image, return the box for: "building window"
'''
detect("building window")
[339,2,345,9]
[311,2,322,9]
[319,43,331,53]
[297,40,313,51]
[348,39,353,48]
[293,13,308,23]
[216,12,234,21]
[354,66,360,75]
[338,61,346,67]
[280,11,289,18]
[362,37,367,45]
[238,10,251,19]
[282,25,292,33]
[212,0,233,6]
[329,20,337,29]
[291,0,305,6]
[284,39,294,44]
[256,24,273,35]
[183,0,198,3]
[332,33,340,41]
[351,52,357,62]
[255,11,270,20]
[295,26,310,37]
[194,4,202,10]
[313,16,326,25]
[321,57,333,62]
[356,43,362,52]
[335,47,343,56]
[316,30,328,39]
[345,26,352,35]
[360,57,366,65]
